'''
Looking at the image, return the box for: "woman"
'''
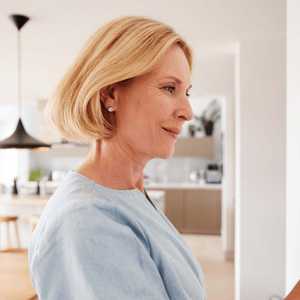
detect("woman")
[29,16,207,299]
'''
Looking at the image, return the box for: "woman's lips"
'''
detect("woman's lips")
[161,127,178,139]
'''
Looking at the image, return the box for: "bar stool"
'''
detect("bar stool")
[27,215,40,300]
[0,215,21,251]
[28,215,40,232]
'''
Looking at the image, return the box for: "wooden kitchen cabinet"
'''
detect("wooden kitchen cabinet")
[164,189,221,235]
[181,189,221,235]
[164,190,185,231]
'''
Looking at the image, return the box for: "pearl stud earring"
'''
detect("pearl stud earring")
[107,107,114,112]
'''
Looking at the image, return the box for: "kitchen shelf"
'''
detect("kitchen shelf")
[46,136,214,158]
[47,143,90,156]
[174,136,214,158]
[145,180,222,190]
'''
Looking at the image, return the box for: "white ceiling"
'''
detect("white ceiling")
[0,0,284,105]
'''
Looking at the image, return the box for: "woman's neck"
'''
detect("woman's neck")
[76,139,147,192]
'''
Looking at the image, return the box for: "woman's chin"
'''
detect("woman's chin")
[156,147,175,159]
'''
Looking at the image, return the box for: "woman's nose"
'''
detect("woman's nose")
[175,98,193,122]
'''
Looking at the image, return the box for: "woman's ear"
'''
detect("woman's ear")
[107,85,115,99]
[99,85,117,108]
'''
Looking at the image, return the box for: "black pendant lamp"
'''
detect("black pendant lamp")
[0,14,51,150]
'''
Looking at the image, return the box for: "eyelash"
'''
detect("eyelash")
[163,85,191,97]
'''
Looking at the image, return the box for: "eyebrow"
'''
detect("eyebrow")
[162,75,192,89]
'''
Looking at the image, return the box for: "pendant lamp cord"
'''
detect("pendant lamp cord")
[17,28,22,118]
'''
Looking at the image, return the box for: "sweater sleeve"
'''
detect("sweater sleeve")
[30,204,170,300]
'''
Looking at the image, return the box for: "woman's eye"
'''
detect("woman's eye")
[162,86,191,97]
[163,86,176,94]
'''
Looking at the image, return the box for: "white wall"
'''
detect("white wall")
[287,0,300,292]
[236,36,286,299]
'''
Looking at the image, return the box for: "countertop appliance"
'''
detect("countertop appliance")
[205,163,222,184]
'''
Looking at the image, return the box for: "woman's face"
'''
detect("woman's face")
[113,44,193,160]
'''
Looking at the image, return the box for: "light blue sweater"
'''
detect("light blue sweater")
[28,170,207,299]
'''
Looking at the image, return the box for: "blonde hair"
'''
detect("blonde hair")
[46,15,193,143]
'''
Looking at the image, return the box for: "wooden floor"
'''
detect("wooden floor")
[0,234,234,300]
[0,249,36,300]
[182,234,234,300]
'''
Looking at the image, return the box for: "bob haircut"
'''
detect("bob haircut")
[46,15,193,143]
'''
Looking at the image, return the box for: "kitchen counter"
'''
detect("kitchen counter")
[145,180,222,190]
[0,194,48,219]
[0,191,166,215]
[0,194,49,205]
[0,180,221,213]
[0,179,221,207]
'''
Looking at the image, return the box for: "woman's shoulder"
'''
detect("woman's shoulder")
[28,196,151,280]
[31,195,129,249]
[29,175,149,264]
[35,170,117,231]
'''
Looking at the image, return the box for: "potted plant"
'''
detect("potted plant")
[188,123,197,137]
[29,169,43,195]
[199,115,214,136]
